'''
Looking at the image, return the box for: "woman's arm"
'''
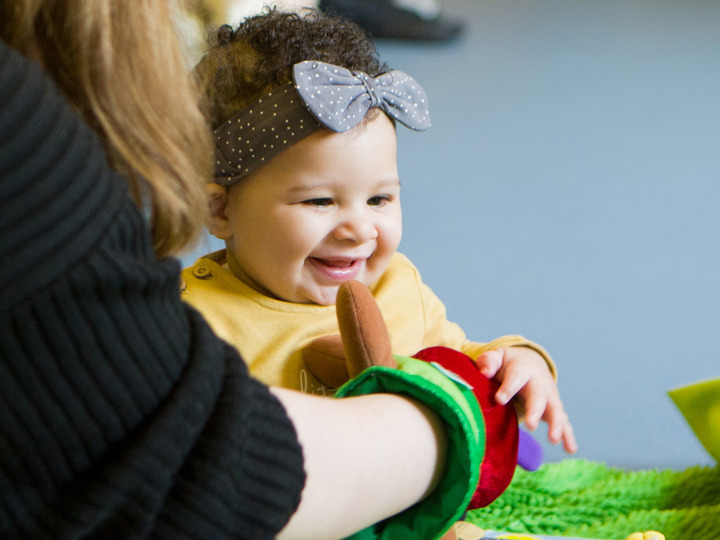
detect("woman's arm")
[272,388,447,540]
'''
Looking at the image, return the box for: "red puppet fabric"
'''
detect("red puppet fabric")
[412,346,519,509]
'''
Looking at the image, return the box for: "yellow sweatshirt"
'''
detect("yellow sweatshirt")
[181,251,555,395]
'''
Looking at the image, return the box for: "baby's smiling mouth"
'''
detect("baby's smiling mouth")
[308,257,364,281]
[313,258,355,268]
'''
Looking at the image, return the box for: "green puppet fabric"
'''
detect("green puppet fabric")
[336,355,484,540]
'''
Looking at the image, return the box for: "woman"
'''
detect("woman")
[0,2,492,539]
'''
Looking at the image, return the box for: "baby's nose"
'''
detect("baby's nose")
[334,216,377,243]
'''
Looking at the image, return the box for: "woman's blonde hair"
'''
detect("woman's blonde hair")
[1,0,213,257]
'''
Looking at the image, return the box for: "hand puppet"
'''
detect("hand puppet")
[303,279,542,512]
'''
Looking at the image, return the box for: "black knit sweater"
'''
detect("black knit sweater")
[0,40,305,539]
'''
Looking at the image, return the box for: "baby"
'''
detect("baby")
[183,9,576,452]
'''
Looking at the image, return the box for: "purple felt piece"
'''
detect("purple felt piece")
[517,429,543,472]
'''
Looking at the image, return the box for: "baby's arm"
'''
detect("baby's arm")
[409,267,576,452]
[475,347,577,454]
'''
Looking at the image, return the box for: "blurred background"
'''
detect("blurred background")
[181,0,720,470]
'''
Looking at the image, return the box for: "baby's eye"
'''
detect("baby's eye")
[304,198,333,207]
[367,195,391,207]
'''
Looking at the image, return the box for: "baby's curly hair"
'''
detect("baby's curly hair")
[195,9,388,129]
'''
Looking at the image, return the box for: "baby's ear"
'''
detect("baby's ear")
[206,183,232,239]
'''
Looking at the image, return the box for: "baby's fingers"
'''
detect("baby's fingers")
[494,368,530,406]
[561,422,578,454]
[544,397,578,453]
[475,349,505,379]
[520,390,546,431]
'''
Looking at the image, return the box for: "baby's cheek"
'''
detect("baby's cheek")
[364,251,394,285]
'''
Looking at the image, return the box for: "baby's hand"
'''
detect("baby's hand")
[475,347,578,454]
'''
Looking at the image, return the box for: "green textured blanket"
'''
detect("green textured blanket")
[467,459,720,540]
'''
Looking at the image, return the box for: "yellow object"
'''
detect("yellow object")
[668,377,720,463]
[625,532,665,540]
[182,251,554,392]
[453,521,485,540]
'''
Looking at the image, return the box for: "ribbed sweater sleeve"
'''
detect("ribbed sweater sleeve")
[0,40,305,539]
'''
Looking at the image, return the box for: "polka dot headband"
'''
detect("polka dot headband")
[214,60,431,185]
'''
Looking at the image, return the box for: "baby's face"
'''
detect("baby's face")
[224,114,402,305]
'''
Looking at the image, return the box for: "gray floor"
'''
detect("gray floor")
[182,0,720,470]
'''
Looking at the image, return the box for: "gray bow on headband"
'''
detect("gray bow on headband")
[213,61,431,185]
[292,60,431,132]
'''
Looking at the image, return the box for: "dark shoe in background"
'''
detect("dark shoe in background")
[319,0,463,42]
